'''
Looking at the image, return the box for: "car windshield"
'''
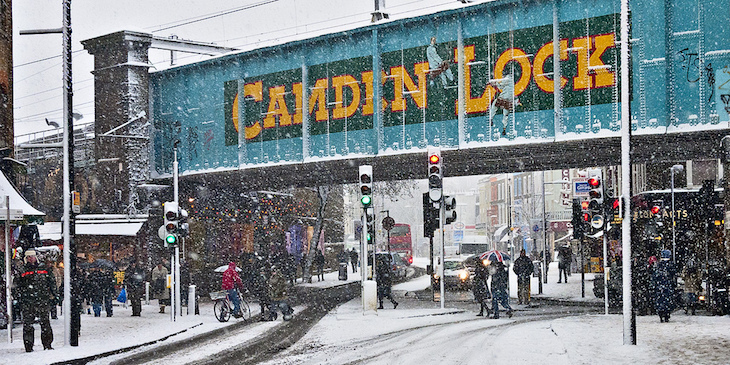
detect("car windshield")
[444,261,464,270]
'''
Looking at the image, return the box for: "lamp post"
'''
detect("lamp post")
[670,164,684,262]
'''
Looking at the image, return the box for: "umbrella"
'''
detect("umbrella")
[89,259,117,271]
[478,250,510,263]
[214,265,242,273]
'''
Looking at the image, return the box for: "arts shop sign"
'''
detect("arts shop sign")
[224,14,619,145]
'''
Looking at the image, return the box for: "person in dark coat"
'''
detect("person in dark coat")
[314,250,325,281]
[350,249,358,273]
[652,250,677,322]
[376,256,398,309]
[247,255,271,321]
[557,244,572,283]
[86,268,105,317]
[124,261,146,316]
[489,261,512,319]
[513,249,534,305]
[17,249,55,352]
[100,268,116,317]
[268,264,293,321]
[472,258,492,317]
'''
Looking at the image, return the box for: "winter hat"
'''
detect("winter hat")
[660,250,671,260]
[24,249,37,263]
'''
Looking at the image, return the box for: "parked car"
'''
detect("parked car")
[433,258,472,290]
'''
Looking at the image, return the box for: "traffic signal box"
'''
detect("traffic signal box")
[163,201,179,246]
[572,199,585,240]
[359,165,374,246]
[427,147,442,204]
[423,193,439,237]
[444,196,457,225]
[586,169,604,238]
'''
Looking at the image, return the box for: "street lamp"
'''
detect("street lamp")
[670,164,684,262]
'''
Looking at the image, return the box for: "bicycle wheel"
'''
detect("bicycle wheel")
[214,300,231,322]
[239,298,252,321]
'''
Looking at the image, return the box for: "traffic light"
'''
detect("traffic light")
[178,208,189,237]
[586,169,604,237]
[572,199,585,240]
[444,196,457,225]
[365,207,374,245]
[427,147,442,203]
[422,193,439,237]
[163,201,179,246]
[359,165,373,208]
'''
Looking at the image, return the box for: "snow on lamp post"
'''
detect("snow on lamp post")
[670,164,684,263]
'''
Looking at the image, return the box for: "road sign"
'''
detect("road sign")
[72,191,81,214]
[0,209,23,221]
[591,215,604,229]
[533,224,540,232]
[382,216,395,231]
[573,178,589,197]
[453,230,463,242]
[158,225,167,240]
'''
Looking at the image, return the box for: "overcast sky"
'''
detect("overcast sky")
[12,0,474,137]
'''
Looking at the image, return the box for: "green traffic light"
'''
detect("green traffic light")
[360,195,372,206]
[366,233,372,242]
[166,234,177,245]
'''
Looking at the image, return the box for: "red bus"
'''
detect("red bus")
[388,223,413,265]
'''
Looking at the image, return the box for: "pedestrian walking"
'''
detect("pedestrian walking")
[49,262,62,319]
[124,261,146,316]
[17,249,55,352]
[682,261,702,315]
[376,256,398,309]
[489,261,512,319]
[557,244,572,283]
[86,268,105,317]
[473,258,492,317]
[151,262,170,313]
[513,249,534,305]
[268,264,293,321]
[314,250,325,282]
[101,268,116,317]
[350,249,358,273]
[652,250,677,322]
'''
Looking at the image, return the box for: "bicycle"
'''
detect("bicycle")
[210,290,251,322]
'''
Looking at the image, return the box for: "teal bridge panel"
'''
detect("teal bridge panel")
[150,0,730,177]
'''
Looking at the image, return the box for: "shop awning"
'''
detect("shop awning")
[0,171,44,216]
[76,220,145,236]
[37,216,147,239]
[493,225,509,241]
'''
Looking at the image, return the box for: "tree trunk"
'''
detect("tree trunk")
[303,186,329,283]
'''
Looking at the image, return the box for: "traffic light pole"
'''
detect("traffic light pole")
[439,199,445,310]
[172,147,181,321]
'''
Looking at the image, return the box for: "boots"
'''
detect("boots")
[378,301,384,309]
[159,305,165,314]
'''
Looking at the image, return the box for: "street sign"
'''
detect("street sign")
[453,230,463,242]
[533,224,540,232]
[382,216,395,231]
[72,191,81,214]
[0,209,23,221]
[573,178,589,197]
[591,215,604,229]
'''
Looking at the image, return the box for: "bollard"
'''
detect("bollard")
[188,285,196,315]
[145,281,150,305]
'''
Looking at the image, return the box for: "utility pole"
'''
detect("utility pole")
[20,0,78,346]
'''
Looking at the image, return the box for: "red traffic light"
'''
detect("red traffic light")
[650,205,661,214]
[581,201,590,210]
[582,213,591,221]
[612,199,620,209]
[588,177,600,187]
[429,154,440,164]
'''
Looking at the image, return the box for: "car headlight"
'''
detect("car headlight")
[699,295,706,302]
[458,270,469,280]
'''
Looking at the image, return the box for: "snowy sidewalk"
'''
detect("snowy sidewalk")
[0,268,360,365]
